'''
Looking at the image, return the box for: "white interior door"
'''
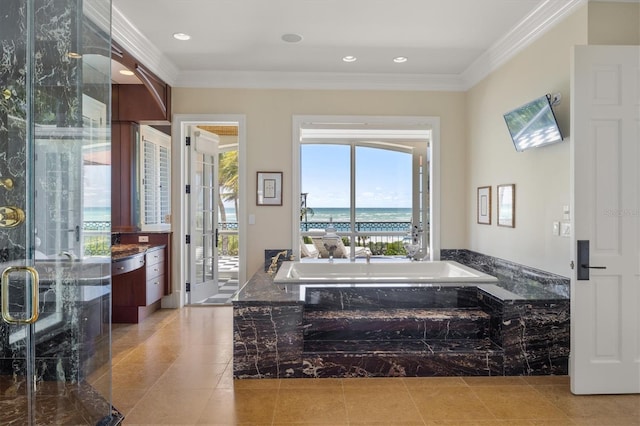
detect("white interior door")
[571,45,640,394]
[186,127,220,304]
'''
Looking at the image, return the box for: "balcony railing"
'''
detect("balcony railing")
[301,221,418,256]
[80,220,417,258]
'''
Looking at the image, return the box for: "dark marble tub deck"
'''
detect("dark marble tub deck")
[233,250,570,379]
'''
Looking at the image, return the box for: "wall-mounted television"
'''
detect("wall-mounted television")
[503,94,563,152]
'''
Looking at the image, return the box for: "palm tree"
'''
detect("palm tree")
[218,150,238,253]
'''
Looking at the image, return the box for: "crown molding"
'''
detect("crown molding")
[111,6,180,86]
[111,0,585,91]
[174,70,466,91]
[461,0,586,90]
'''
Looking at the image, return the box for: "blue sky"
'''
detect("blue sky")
[301,144,412,208]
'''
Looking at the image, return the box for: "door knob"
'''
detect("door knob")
[0,206,25,228]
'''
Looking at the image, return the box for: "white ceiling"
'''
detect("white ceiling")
[111,0,585,90]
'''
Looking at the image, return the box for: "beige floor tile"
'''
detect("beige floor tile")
[112,361,173,390]
[342,377,408,389]
[112,387,150,417]
[349,422,426,426]
[409,386,496,422]
[570,418,640,425]
[273,388,348,424]
[279,377,342,389]
[151,362,228,390]
[108,307,639,426]
[463,376,529,387]
[424,421,536,426]
[173,344,233,365]
[124,387,213,424]
[523,375,570,386]
[533,384,637,421]
[402,377,468,388]
[233,378,281,390]
[216,367,236,389]
[122,343,183,364]
[344,387,424,424]
[471,385,569,420]
[196,388,278,424]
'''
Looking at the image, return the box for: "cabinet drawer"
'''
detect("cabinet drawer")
[146,274,164,304]
[112,254,145,276]
[146,261,163,280]
[146,248,164,267]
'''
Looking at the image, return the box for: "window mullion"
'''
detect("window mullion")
[350,142,356,260]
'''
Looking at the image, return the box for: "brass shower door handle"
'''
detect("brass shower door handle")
[0,206,25,228]
[1,266,40,324]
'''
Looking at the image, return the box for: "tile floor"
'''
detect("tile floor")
[91,306,640,426]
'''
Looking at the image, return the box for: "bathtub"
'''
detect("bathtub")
[272,260,497,284]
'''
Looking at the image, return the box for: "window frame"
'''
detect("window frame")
[139,125,172,231]
[292,115,440,260]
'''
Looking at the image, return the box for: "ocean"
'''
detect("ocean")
[83,206,412,226]
[303,207,412,222]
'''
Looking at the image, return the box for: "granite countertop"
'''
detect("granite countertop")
[233,269,302,304]
[111,244,165,261]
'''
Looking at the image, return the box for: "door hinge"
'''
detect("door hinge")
[185,136,191,146]
[186,282,191,292]
[185,234,191,244]
[185,184,191,194]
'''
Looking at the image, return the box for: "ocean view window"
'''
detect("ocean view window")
[296,118,432,260]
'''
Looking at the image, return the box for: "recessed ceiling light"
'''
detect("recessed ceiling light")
[281,33,303,43]
[119,69,134,76]
[173,32,191,41]
[342,56,357,63]
[393,56,408,63]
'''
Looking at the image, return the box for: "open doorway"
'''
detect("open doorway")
[171,115,246,307]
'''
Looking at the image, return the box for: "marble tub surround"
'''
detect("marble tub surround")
[233,260,570,378]
[441,249,570,299]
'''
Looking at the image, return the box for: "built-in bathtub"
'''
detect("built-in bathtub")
[273,260,498,284]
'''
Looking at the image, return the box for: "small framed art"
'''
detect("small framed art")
[257,171,282,206]
[477,186,491,225]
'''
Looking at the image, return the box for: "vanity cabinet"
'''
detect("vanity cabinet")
[145,246,165,305]
[112,245,166,323]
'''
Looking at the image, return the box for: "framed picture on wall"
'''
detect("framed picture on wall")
[257,171,282,206]
[477,186,491,225]
[497,184,515,227]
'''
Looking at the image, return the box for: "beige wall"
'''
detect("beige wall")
[588,1,640,45]
[173,89,467,273]
[466,6,588,276]
[173,1,640,278]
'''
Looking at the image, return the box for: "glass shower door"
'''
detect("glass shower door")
[0,0,116,424]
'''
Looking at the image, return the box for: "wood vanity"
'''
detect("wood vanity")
[111,243,168,323]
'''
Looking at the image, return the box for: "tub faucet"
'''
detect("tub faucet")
[59,251,77,261]
[267,250,292,276]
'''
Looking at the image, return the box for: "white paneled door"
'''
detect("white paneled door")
[186,127,220,304]
[571,45,640,394]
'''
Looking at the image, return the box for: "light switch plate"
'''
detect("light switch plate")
[138,235,149,243]
[552,221,560,236]
[560,222,571,238]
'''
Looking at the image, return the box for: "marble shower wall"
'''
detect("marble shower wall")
[0,0,111,382]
